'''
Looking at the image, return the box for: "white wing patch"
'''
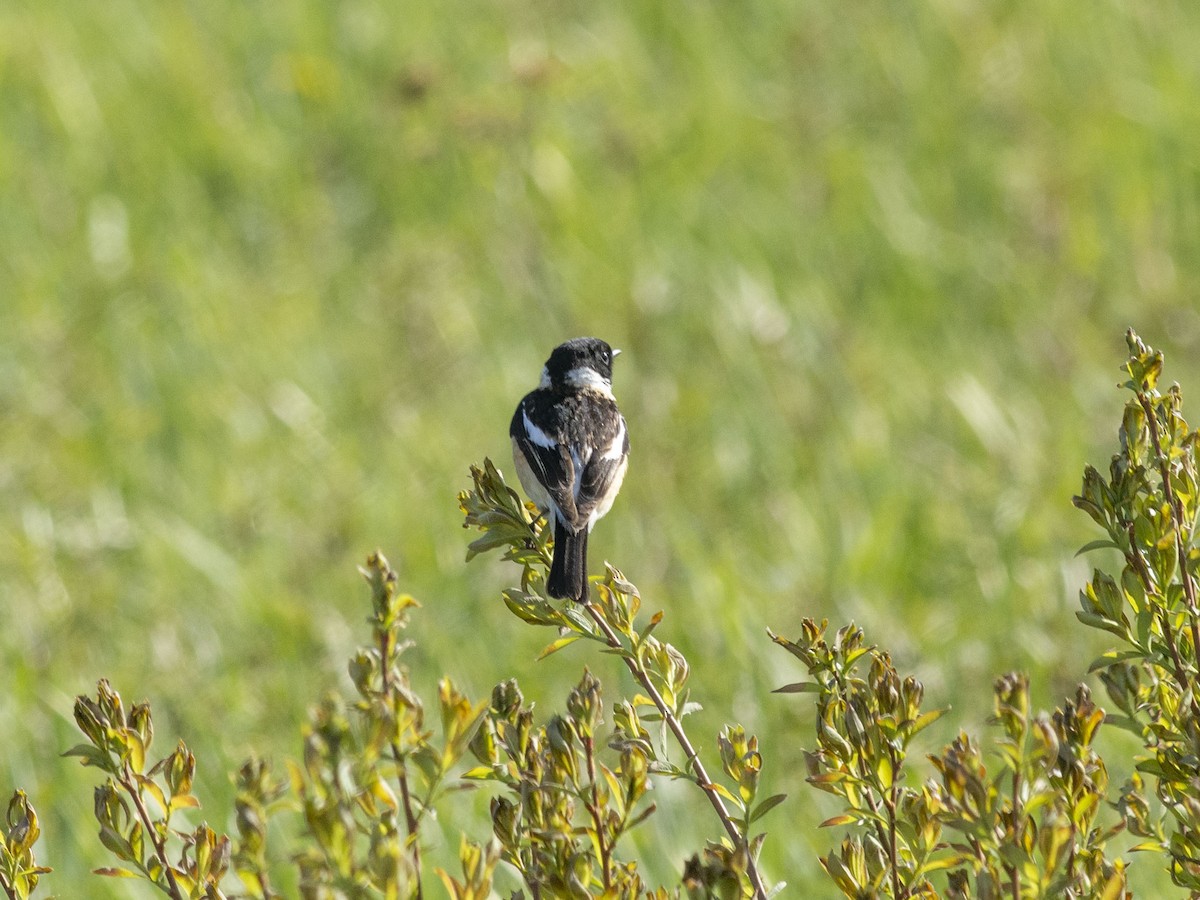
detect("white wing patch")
[522,407,557,449]
[601,418,626,460]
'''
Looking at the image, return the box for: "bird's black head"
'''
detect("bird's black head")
[542,337,620,392]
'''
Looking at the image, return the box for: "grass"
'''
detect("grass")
[2,0,1199,894]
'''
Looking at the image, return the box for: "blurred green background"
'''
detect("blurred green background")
[3,0,1199,895]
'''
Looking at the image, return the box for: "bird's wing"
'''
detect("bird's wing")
[512,403,579,523]
[575,415,629,525]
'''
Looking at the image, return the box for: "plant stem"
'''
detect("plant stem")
[881,794,902,899]
[1126,523,1198,719]
[856,758,899,897]
[1132,398,1200,724]
[120,766,185,900]
[886,747,903,900]
[582,603,770,900]
[1010,722,1025,900]
[393,752,423,898]
[584,735,612,890]
[380,628,424,899]
[1140,392,1200,680]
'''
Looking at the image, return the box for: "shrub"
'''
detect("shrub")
[2,329,1198,898]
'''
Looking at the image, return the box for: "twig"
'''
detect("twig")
[1009,768,1022,900]
[885,747,904,900]
[832,655,902,898]
[380,629,423,899]
[1126,525,1195,710]
[119,764,186,900]
[583,735,612,890]
[1136,395,1200,721]
[1140,392,1200,611]
[582,602,771,900]
[850,744,898,897]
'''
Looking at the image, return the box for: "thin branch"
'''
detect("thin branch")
[835,656,903,898]
[880,794,903,899]
[885,747,904,900]
[1009,773,1022,900]
[1136,394,1200,721]
[119,765,186,900]
[582,602,771,900]
[1008,707,1027,900]
[380,629,423,899]
[1141,393,1200,610]
[1126,524,1198,719]
[583,735,612,890]
[849,743,898,897]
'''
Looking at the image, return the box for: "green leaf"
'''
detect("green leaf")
[1135,759,1168,778]
[536,634,581,660]
[1074,611,1126,638]
[97,825,135,861]
[909,708,946,735]
[93,867,140,878]
[168,794,201,812]
[807,771,849,786]
[466,532,513,559]
[501,589,556,625]
[820,814,858,828]
[648,761,689,778]
[1099,873,1128,900]
[636,610,663,645]
[127,819,145,866]
[1076,539,1120,556]
[123,730,146,774]
[772,682,822,694]
[704,782,741,807]
[1087,649,1144,672]
[921,853,974,872]
[875,753,894,789]
[844,645,872,668]
[460,765,496,781]
[559,605,596,635]
[749,793,787,823]
[133,774,167,816]
[62,744,111,769]
[1135,607,1154,647]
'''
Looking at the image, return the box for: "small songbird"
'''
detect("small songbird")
[510,337,630,601]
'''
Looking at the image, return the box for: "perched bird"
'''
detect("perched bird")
[510,337,630,601]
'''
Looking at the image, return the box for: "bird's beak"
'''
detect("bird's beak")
[613,348,622,358]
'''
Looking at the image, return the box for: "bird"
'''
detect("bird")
[510,337,630,601]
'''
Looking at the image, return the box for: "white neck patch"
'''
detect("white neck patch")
[565,366,614,398]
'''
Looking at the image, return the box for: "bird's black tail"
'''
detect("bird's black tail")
[548,520,589,601]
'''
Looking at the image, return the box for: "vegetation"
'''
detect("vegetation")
[0,333,1198,897]
[4,0,1200,895]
